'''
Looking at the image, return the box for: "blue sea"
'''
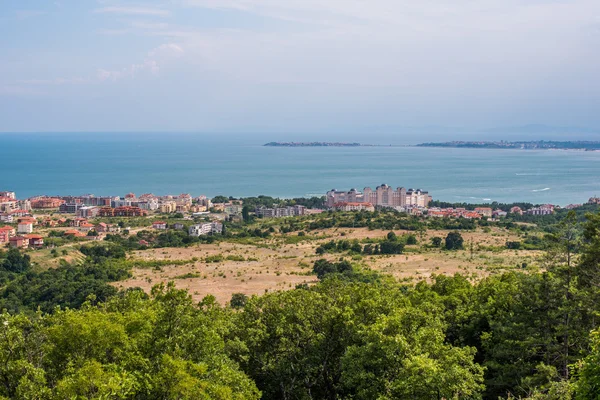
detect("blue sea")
[2,132,600,206]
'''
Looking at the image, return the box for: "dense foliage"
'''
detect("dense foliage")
[5,210,600,398]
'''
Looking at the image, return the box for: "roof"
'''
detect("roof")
[152,221,166,225]
[25,234,43,239]
[80,223,95,228]
[0,226,14,232]
[9,236,26,241]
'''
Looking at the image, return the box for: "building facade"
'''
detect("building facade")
[326,184,431,209]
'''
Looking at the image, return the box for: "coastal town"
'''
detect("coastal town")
[0,184,583,250]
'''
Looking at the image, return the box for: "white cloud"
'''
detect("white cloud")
[97,60,160,81]
[94,6,170,17]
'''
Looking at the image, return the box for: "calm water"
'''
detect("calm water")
[2,133,600,205]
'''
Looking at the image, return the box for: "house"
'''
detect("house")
[78,222,96,232]
[510,206,524,215]
[172,223,185,230]
[0,213,13,223]
[17,222,33,234]
[64,229,86,238]
[474,207,493,218]
[95,223,109,233]
[25,234,44,248]
[9,236,28,248]
[189,222,223,237]
[70,218,88,227]
[493,209,508,218]
[41,218,58,227]
[152,221,168,230]
[139,240,149,246]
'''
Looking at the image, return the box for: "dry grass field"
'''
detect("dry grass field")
[115,226,543,304]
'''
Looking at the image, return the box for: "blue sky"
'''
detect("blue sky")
[1,0,599,133]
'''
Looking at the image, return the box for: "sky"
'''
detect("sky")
[1,0,599,134]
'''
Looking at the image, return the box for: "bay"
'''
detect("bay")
[2,132,600,206]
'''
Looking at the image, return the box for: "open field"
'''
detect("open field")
[115,226,543,304]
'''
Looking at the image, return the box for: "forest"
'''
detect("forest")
[2,211,600,398]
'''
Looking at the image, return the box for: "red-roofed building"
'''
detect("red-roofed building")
[510,206,523,215]
[0,226,16,244]
[18,217,37,225]
[9,236,28,248]
[17,221,34,234]
[69,218,88,227]
[24,234,44,248]
[10,209,31,217]
[152,221,168,230]
[78,222,95,232]
[474,207,493,218]
[64,229,86,238]
[95,222,108,233]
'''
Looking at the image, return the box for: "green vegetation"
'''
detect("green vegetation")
[5,210,600,398]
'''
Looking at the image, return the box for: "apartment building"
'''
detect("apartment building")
[326,184,431,208]
[189,222,223,236]
[255,205,306,218]
[333,202,375,212]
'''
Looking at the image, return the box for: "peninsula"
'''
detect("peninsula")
[264,141,362,147]
[416,140,600,151]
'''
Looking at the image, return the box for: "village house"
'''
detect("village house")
[64,229,86,238]
[78,222,96,233]
[25,234,44,249]
[152,221,168,230]
[70,218,88,227]
[95,223,109,233]
[40,218,58,227]
[493,209,508,218]
[475,207,493,218]
[510,206,524,215]
[172,223,185,230]
[9,236,28,248]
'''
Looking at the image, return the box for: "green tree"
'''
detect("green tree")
[445,231,464,250]
[431,237,443,247]
[230,293,248,309]
[0,248,31,273]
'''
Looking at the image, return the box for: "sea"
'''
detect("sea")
[2,132,600,206]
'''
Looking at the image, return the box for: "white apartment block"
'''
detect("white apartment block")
[189,222,223,236]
